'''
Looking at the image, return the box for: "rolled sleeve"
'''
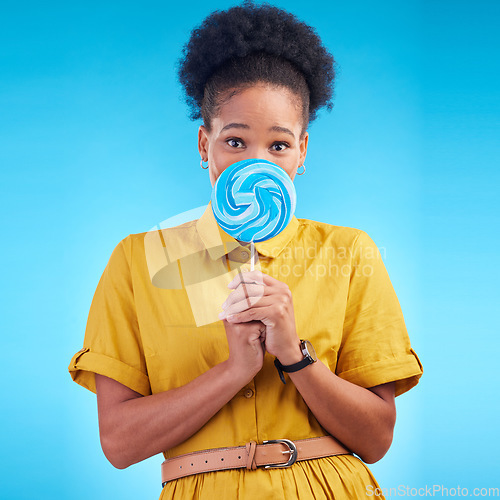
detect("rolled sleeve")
[336,230,423,397]
[68,236,151,396]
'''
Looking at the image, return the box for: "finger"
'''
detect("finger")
[259,325,267,345]
[221,286,283,320]
[222,294,266,316]
[221,292,288,320]
[222,283,267,310]
[228,269,290,292]
[228,269,268,289]
[239,277,252,309]
[260,334,267,353]
[225,302,275,324]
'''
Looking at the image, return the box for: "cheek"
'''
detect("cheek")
[288,165,298,181]
[209,141,228,163]
[209,158,230,184]
[210,147,234,172]
[274,161,297,181]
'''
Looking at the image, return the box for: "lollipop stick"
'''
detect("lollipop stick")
[251,241,255,272]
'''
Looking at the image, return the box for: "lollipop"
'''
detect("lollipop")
[211,158,296,269]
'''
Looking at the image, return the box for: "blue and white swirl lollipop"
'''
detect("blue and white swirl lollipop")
[211,158,296,269]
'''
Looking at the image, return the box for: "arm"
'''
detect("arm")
[220,270,396,464]
[96,319,266,469]
[287,361,395,463]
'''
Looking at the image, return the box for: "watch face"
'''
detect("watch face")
[301,340,317,362]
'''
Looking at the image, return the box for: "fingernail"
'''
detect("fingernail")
[218,311,226,319]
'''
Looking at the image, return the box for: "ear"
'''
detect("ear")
[198,125,210,161]
[299,131,309,166]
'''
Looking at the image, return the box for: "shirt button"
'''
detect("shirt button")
[243,388,254,398]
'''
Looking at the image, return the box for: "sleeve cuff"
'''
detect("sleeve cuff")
[68,348,151,397]
[336,348,423,397]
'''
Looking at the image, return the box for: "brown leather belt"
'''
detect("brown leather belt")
[161,435,351,486]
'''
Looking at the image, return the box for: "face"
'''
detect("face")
[198,84,309,187]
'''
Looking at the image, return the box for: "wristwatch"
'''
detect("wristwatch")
[274,340,317,384]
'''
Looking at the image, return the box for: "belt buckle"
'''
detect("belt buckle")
[262,439,298,469]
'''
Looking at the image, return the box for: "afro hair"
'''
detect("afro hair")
[177,1,336,129]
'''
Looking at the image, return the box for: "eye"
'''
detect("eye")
[226,138,245,148]
[270,141,290,152]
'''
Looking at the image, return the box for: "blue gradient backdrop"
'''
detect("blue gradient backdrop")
[1,1,498,498]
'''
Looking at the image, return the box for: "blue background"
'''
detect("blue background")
[1,0,498,498]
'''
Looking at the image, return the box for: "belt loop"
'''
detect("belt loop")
[245,441,257,470]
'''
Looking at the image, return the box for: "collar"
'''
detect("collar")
[196,201,300,260]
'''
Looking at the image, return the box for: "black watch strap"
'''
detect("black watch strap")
[274,357,312,384]
[274,340,317,384]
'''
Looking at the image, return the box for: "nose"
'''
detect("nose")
[246,148,278,165]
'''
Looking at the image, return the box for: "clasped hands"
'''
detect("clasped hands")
[218,269,302,366]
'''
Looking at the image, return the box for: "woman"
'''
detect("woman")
[69,3,423,499]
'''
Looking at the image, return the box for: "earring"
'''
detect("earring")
[297,164,306,175]
[200,158,209,169]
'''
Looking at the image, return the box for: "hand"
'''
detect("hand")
[219,270,302,365]
[222,318,266,386]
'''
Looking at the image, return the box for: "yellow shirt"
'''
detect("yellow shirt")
[68,201,423,499]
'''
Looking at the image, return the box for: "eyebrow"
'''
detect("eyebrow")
[269,125,295,139]
[220,122,295,139]
[220,123,250,132]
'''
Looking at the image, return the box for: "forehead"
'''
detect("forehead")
[214,84,303,129]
